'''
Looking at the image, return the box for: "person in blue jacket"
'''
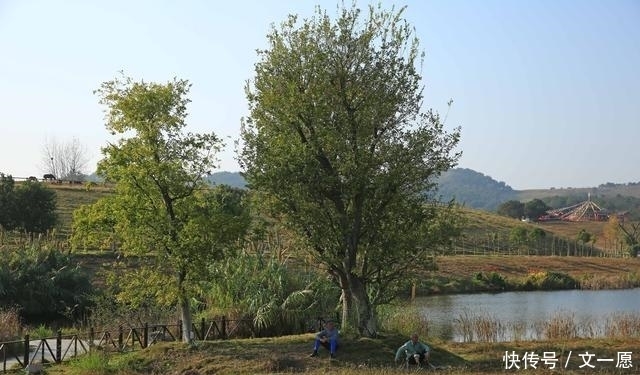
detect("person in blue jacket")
[309,320,339,359]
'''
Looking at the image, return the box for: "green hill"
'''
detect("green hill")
[435,168,516,211]
[45,183,617,256]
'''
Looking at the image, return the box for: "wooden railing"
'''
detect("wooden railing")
[0,315,310,373]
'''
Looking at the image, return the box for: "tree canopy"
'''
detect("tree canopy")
[240,3,461,336]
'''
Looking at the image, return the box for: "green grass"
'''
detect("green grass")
[50,184,112,237]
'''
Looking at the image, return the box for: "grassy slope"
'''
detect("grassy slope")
[49,184,615,251]
[517,184,640,201]
[45,334,640,375]
[49,184,112,237]
[45,184,640,284]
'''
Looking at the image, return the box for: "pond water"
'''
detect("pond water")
[415,288,640,342]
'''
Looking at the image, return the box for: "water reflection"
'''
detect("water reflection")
[415,289,640,342]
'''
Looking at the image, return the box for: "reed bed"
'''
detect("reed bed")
[0,308,21,341]
[451,309,640,342]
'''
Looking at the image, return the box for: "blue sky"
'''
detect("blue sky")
[0,0,638,190]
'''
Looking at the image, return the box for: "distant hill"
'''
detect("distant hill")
[435,168,517,211]
[89,168,640,216]
[204,169,518,211]
[204,169,518,212]
[205,171,247,189]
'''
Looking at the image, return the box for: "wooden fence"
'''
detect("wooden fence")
[0,316,279,373]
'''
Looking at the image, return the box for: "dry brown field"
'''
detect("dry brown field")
[434,254,640,280]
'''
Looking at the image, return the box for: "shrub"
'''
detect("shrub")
[521,271,577,290]
[201,251,340,336]
[29,324,54,339]
[0,245,93,322]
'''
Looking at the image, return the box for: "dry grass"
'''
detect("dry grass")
[0,308,21,341]
[42,333,640,375]
[433,255,640,281]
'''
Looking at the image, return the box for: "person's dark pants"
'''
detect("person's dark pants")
[407,353,427,365]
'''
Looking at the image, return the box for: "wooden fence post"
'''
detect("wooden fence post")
[89,327,94,349]
[221,316,227,340]
[200,318,205,340]
[178,320,183,342]
[56,330,62,362]
[143,323,148,348]
[118,326,123,350]
[23,334,29,367]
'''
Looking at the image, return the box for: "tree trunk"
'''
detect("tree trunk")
[339,274,376,337]
[178,269,193,343]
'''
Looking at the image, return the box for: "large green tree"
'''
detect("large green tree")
[80,74,249,342]
[239,4,461,336]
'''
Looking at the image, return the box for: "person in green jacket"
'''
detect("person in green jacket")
[394,333,430,366]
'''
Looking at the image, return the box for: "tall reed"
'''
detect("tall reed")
[377,304,429,339]
[0,308,21,341]
[539,311,579,340]
[604,312,640,338]
[453,309,505,343]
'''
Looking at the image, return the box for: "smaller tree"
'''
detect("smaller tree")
[14,181,57,233]
[41,137,90,181]
[0,175,57,233]
[617,220,640,256]
[524,199,550,221]
[0,173,17,230]
[576,229,593,245]
[528,227,547,254]
[76,74,251,343]
[509,226,529,245]
[497,200,525,219]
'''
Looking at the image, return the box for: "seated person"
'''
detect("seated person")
[309,320,339,359]
[395,333,430,366]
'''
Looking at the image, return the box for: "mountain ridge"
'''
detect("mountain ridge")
[204,169,640,214]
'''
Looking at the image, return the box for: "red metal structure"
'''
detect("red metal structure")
[543,194,608,222]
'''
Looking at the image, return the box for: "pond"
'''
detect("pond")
[415,288,640,342]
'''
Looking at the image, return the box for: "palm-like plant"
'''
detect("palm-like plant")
[203,251,339,336]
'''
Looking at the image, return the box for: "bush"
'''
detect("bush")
[0,174,57,233]
[0,245,93,322]
[29,324,54,339]
[201,252,340,336]
[521,271,577,290]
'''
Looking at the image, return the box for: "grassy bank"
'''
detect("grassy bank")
[416,255,640,294]
[43,333,640,374]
